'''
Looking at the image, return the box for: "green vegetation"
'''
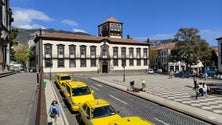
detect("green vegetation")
[169,28,216,70]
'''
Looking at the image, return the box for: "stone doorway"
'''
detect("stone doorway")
[102,61,108,73]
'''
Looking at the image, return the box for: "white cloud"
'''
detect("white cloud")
[73,28,87,33]
[12,8,52,29]
[62,19,78,27]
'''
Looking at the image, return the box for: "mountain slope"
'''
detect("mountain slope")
[14,28,92,43]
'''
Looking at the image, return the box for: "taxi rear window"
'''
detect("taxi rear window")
[61,76,71,80]
[72,86,91,96]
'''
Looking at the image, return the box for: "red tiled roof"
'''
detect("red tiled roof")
[37,32,148,45]
[155,42,175,50]
[104,17,120,23]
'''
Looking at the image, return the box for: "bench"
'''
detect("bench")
[207,83,222,94]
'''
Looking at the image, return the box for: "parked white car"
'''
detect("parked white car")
[156,69,163,73]
[147,68,154,74]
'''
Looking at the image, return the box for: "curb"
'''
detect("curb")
[89,77,222,125]
[47,80,69,125]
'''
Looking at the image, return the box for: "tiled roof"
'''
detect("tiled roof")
[104,17,120,23]
[216,37,222,40]
[155,42,175,50]
[37,32,148,45]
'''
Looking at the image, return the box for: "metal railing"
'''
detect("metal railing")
[0,71,16,78]
[30,68,47,125]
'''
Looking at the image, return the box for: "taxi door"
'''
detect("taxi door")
[80,104,93,125]
[64,85,72,106]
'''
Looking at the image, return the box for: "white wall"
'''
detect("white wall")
[41,39,149,73]
[218,39,222,72]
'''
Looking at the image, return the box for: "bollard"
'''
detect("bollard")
[37,72,39,83]
[44,80,47,89]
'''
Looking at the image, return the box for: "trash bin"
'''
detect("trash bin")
[44,80,47,89]
[130,81,134,90]
[130,81,134,86]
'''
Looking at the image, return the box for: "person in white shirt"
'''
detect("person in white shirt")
[202,82,208,95]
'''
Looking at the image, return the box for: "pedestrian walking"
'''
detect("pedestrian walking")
[168,70,174,79]
[48,100,61,125]
[193,75,197,89]
[204,72,208,81]
[141,79,146,92]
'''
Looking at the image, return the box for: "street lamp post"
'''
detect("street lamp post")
[122,64,125,82]
[50,59,53,81]
[147,38,150,69]
[122,58,126,82]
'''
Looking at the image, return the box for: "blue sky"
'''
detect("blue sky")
[11,0,222,46]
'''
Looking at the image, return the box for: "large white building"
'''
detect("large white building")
[217,37,222,71]
[154,42,186,72]
[34,17,149,73]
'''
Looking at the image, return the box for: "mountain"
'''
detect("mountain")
[150,39,173,48]
[14,28,92,43]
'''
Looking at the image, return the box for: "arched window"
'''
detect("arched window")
[100,44,109,58]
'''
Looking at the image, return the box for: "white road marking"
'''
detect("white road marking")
[110,95,128,105]
[154,117,170,125]
[91,85,100,91]
[95,84,103,87]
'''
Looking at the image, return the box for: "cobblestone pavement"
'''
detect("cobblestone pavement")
[94,74,222,115]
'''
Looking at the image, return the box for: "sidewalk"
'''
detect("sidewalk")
[44,79,69,125]
[90,74,222,125]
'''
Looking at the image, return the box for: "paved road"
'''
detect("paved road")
[78,76,212,125]
[0,73,37,125]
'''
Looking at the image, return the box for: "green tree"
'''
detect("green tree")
[149,48,158,68]
[14,42,32,71]
[169,28,213,69]
[10,28,19,61]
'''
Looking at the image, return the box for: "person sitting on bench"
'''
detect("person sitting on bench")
[130,81,140,92]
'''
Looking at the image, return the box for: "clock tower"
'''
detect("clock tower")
[98,17,123,38]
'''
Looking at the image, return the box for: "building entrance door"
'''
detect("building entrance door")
[102,61,108,73]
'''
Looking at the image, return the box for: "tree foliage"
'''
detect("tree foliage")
[10,28,19,61]
[14,43,32,70]
[169,28,214,68]
[149,48,158,68]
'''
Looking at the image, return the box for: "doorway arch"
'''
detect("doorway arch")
[102,61,108,73]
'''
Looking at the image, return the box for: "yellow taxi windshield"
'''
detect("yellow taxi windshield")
[92,105,116,118]
[72,86,91,96]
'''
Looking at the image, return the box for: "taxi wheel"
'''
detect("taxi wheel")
[78,114,84,125]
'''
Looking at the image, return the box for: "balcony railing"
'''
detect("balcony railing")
[43,54,148,59]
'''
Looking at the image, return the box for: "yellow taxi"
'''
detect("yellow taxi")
[64,81,95,112]
[55,73,72,91]
[109,116,155,125]
[79,99,121,125]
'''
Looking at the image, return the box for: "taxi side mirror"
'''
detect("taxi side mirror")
[91,90,94,94]
[66,93,70,97]
[71,78,73,81]
[87,116,90,119]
